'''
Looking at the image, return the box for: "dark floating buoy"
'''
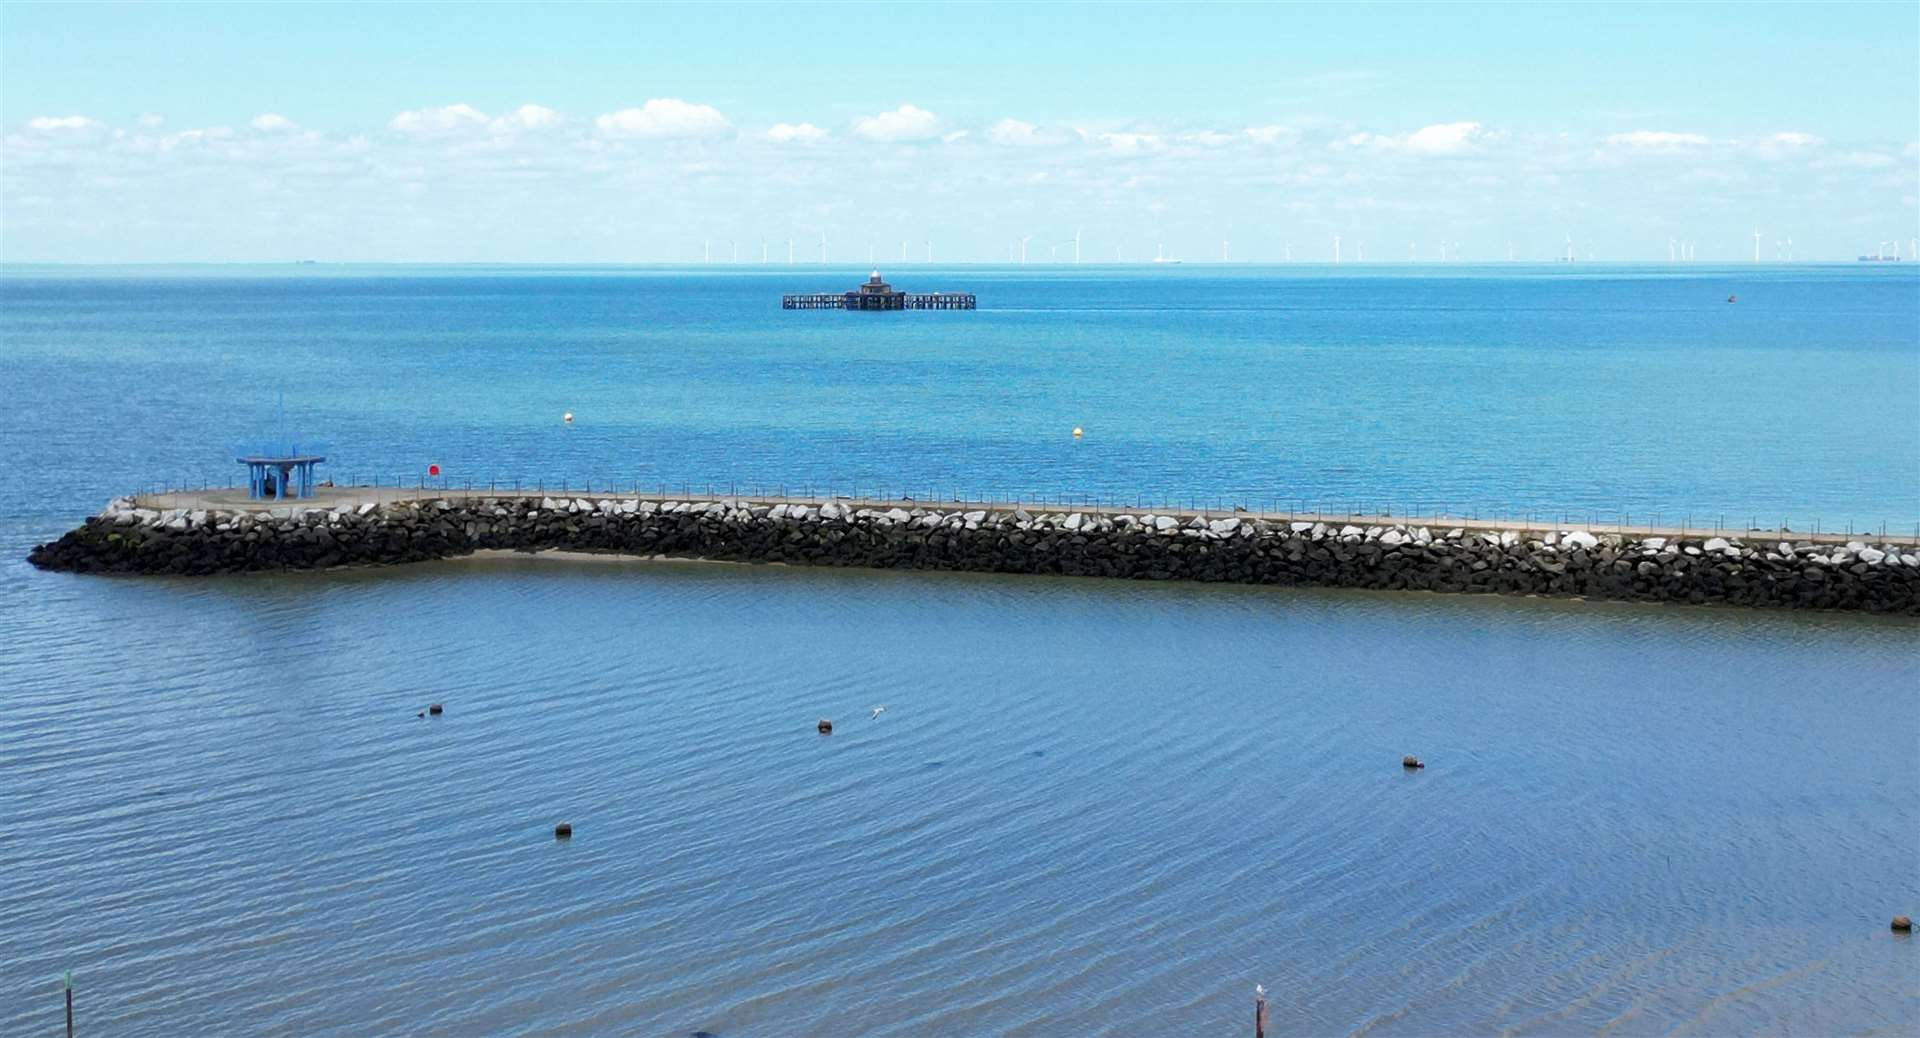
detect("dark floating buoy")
[817,719,833,735]
[428,703,443,716]
[1727,294,1737,304]
[1894,915,1913,932]
[554,822,572,840]
[1402,755,1425,769]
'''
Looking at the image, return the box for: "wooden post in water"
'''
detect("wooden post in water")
[63,971,74,1038]
[1255,983,1267,1038]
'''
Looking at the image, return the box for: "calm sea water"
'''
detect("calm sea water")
[2,266,1917,1035]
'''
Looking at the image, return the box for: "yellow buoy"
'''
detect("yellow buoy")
[562,412,574,424]
[1072,427,1083,439]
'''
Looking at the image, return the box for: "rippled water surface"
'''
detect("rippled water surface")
[2,266,1917,1035]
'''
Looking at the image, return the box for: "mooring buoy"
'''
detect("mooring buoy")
[428,703,443,716]
[1403,755,1425,769]
[817,719,833,735]
[554,822,573,839]
[1894,915,1913,932]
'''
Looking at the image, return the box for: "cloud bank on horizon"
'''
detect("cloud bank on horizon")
[2,3,1915,263]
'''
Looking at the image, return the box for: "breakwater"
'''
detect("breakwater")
[28,490,1920,614]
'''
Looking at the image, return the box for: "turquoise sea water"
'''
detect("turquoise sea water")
[1,266,1917,1035]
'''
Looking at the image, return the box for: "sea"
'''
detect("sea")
[1,264,1916,1035]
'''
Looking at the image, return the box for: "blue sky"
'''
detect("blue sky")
[3,1,1916,262]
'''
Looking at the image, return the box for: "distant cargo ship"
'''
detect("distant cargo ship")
[1857,254,1902,262]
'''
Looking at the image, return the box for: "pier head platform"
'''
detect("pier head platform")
[29,486,1920,614]
[784,271,975,310]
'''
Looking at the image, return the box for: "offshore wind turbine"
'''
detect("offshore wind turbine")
[1019,235,1033,264]
[1221,239,1230,263]
[787,238,795,265]
[1356,241,1365,262]
[1073,227,1083,265]
[925,239,933,263]
[819,231,828,264]
[900,240,908,263]
[1408,241,1416,262]
[1333,234,1341,264]
[1753,229,1762,262]
[761,237,768,264]
[1564,235,1574,262]
[730,240,738,264]
[704,239,711,264]
[1669,237,1677,263]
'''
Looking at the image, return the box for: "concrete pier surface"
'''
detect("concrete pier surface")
[134,485,1920,550]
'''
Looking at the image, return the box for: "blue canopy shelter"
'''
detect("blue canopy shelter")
[232,395,329,500]
[238,453,326,500]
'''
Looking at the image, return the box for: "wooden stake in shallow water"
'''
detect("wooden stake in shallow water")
[1255,983,1267,1038]
[63,971,73,1038]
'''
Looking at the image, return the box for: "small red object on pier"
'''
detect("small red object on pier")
[428,464,440,476]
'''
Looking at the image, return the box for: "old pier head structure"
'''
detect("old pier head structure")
[783,270,976,311]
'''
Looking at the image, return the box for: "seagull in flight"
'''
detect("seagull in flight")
[870,706,887,719]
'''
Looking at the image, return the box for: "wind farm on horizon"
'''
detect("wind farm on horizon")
[682,229,1915,266]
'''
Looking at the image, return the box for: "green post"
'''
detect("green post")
[63,971,73,1038]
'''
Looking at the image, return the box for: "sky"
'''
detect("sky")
[2,1,1917,263]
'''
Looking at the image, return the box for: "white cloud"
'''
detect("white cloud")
[941,130,968,144]
[1085,130,1162,154]
[28,115,99,131]
[1769,131,1822,148]
[595,98,731,139]
[852,104,940,142]
[988,118,1041,145]
[1605,129,1710,149]
[1342,121,1497,155]
[160,126,235,150]
[251,113,297,132]
[1755,131,1824,161]
[388,103,489,134]
[766,121,827,144]
[1401,121,1491,154]
[1245,124,1299,145]
[488,104,560,133]
[1180,130,1237,148]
